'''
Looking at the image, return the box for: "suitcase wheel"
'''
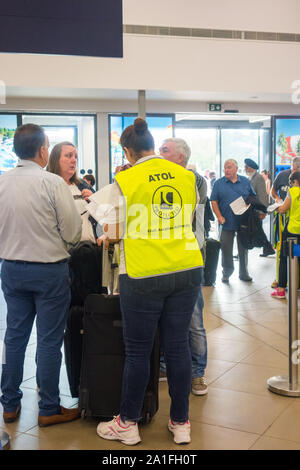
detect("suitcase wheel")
[142,412,151,425]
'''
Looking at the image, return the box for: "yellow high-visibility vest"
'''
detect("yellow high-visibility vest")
[288,187,300,235]
[114,156,203,278]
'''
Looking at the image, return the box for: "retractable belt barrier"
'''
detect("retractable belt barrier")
[267,238,300,397]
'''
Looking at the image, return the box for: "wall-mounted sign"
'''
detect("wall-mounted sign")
[0,0,123,58]
[209,103,222,112]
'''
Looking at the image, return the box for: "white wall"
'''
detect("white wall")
[2,96,300,115]
[124,0,300,33]
[1,35,299,98]
[0,0,299,101]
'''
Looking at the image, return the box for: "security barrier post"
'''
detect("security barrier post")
[267,238,300,396]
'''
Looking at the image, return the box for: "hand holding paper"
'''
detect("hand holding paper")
[267,201,284,214]
[229,197,250,216]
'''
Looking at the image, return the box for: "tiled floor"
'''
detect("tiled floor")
[1,250,300,450]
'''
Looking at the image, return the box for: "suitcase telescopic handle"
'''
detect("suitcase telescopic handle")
[108,244,118,294]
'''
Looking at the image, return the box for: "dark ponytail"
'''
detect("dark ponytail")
[120,118,154,159]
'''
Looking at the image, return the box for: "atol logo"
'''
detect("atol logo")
[152,185,182,219]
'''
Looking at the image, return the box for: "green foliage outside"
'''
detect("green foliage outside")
[277,133,288,155]
[297,139,300,156]
[0,128,15,139]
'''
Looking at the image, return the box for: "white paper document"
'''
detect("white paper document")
[229,196,250,215]
[267,201,283,213]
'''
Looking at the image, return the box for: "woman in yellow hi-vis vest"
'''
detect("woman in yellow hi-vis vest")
[91,119,203,446]
[271,171,300,299]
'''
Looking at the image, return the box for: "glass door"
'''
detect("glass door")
[109,114,174,181]
[174,119,271,237]
[0,114,18,174]
[174,127,219,197]
[220,128,259,173]
[22,114,97,188]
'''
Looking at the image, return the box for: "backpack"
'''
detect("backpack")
[69,241,107,306]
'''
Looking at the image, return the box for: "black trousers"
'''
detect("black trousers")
[278,229,300,288]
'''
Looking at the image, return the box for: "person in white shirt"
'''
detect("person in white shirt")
[0,124,82,427]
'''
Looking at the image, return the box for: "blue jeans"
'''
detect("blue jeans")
[189,287,207,378]
[0,260,70,416]
[161,271,207,379]
[119,269,201,423]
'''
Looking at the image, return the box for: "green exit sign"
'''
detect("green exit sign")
[209,103,222,112]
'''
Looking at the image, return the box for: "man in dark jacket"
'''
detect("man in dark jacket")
[244,158,275,257]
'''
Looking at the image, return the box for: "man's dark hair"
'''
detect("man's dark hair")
[290,171,300,186]
[83,174,95,187]
[13,123,46,159]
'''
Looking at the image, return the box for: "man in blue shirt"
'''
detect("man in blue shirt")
[210,159,256,283]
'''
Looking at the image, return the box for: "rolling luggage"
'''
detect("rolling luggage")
[203,238,221,286]
[79,293,160,423]
[64,305,84,398]
[64,242,107,398]
[68,241,106,306]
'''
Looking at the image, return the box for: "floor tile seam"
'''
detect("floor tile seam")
[239,359,288,370]
[185,414,268,437]
[207,331,262,345]
[250,434,300,448]
[236,348,289,365]
[227,289,270,303]
[259,400,296,441]
[22,427,59,439]
[207,283,275,304]
[236,350,289,370]
[209,308,289,322]
[206,362,240,386]
[248,434,266,450]
[264,431,300,445]
[228,316,290,340]
[208,311,289,349]
[209,360,289,382]
[209,308,287,335]
[181,418,262,440]
[206,383,297,405]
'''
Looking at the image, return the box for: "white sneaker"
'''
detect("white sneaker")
[168,419,191,444]
[97,415,141,445]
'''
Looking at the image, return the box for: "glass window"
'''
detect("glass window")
[22,114,97,187]
[109,114,173,180]
[275,118,300,172]
[175,128,218,174]
[0,114,18,175]
[221,129,259,174]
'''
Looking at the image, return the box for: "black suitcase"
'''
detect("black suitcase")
[79,293,159,424]
[64,305,84,398]
[64,243,107,397]
[69,241,106,306]
[203,238,221,286]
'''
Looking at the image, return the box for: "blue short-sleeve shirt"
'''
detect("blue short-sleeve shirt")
[210,175,256,231]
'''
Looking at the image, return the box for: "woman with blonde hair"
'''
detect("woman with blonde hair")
[48,141,97,242]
